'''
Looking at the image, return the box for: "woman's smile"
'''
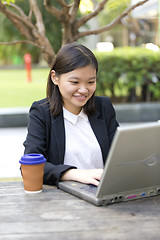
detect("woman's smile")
[73,94,88,100]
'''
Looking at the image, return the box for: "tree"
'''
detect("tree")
[0,0,149,65]
[0,0,62,64]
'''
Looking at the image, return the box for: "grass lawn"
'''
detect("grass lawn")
[0,177,22,182]
[0,68,49,108]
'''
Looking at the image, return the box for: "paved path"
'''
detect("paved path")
[0,127,27,178]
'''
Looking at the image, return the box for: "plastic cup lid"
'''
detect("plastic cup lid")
[19,153,46,165]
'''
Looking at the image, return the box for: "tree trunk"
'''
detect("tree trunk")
[62,22,78,45]
[38,36,55,66]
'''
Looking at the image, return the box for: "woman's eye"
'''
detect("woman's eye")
[71,81,78,84]
[89,81,95,84]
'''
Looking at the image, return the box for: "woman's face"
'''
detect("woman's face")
[51,65,96,115]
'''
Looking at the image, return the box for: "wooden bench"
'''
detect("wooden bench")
[0,181,160,239]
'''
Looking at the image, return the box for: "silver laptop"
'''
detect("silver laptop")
[58,122,160,206]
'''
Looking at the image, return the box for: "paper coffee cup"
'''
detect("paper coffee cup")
[19,154,46,193]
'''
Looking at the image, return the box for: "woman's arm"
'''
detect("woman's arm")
[60,168,103,186]
[24,100,76,186]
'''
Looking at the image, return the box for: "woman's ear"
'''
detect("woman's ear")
[51,70,59,85]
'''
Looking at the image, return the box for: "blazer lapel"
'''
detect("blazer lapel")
[88,111,109,163]
[52,112,65,164]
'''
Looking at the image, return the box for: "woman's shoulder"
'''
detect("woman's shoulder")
[94,96,115,115]
[95,96,112,106]
[29,98,51,118]
[31,98,49,110]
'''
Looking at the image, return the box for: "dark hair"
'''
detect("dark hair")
[46,42,98,116]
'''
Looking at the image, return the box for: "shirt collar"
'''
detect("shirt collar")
[78,110,88,122]
[63,107,88,125]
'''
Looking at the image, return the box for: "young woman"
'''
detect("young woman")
[24,42,119,187]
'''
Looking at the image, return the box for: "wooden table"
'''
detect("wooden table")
[0,181,160,240]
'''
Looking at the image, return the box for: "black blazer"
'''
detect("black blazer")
[24,96,119,186]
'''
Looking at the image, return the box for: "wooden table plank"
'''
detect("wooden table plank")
[0,182,160,240]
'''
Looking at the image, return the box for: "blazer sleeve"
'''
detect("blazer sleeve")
[105,97,119,145]
[23,101,76,186]
[95,96,119,146]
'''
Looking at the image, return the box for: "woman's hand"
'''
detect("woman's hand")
[60,168,103,186]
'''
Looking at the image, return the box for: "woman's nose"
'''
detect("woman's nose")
[78,86,88,94]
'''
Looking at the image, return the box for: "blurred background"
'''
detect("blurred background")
[0,0,159,180]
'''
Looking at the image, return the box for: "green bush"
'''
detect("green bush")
[95,47,160,102]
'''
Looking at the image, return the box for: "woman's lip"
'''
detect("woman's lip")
[74,95,87,98]
[74,95,87,99]
[74,95,87,100]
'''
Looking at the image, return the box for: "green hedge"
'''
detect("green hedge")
[95,47,160,102]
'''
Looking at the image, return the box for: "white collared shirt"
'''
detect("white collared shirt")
[63,107,104,169]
